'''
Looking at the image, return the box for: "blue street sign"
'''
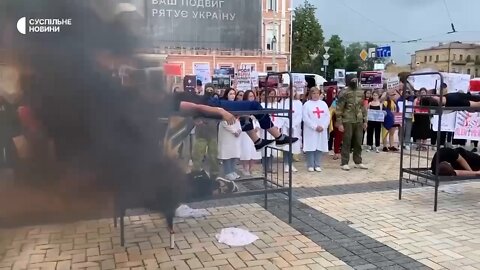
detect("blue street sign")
[375,46,392,58]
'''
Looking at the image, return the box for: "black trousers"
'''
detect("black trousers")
[431,131,466,146]
[328,131,334,151]
[366,121,381,147]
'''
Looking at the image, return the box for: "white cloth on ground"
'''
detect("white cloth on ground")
[175,204,209,218]
[215,228,259,246]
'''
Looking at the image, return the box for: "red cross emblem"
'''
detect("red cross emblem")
[313,107,324,119]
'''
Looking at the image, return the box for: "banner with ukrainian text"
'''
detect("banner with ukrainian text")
[146,0,262,50]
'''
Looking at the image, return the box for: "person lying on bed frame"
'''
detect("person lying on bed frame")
[422,83,480,108]
[431,147,480,177]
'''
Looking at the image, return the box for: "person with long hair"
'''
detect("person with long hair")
[382,94,400,152]
[326,86,343,160]
[279,87,303,173]
[366,91,382,153]
[217,88,242,180]
[412,88,430,151]
[235,91,244,101]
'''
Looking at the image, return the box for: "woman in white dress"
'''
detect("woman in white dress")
[239,90,262,176]
[302,87,330,172]
[218,88,242,180]
[259,89,279,172]
[281,88,303,172]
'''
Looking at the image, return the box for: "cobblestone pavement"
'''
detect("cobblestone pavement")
[302,183,480,270]
[0,204,350,270]
[1,150,480,269]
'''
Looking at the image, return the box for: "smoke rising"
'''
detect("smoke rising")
[0,0,189,226]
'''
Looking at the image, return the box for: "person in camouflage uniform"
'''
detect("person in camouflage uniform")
[335,78,369,171]
[191,83,220,179]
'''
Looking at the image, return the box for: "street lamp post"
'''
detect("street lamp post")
[323,46,330,80]
[272,35,277,71]
[288,7,293,72]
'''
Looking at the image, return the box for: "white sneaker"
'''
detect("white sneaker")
[328,151,334,156]
[308,167,315,172]
[284,165,298,173]
[355,164,368,170]
[375,147,380,153]
[315,167,322,172]
[341,165,350,171]
[225,173,236,181]
[366,146,372,152]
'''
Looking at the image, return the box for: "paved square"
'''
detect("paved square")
[2,150,480,269]
[0,204,350,270]
[301,182,480,270]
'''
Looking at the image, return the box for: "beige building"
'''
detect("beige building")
[138,0,292,75]
[411,42,480,77]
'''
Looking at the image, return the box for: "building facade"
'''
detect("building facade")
[138,0,292,76]
[412,42,480,77]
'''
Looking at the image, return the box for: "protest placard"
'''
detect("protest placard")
[193,63,211,85]
[293,74,306,94]
[236,69,252,91]
[250,71,259,88]
[454,111,480,140]
[360,71,383,89]
[367,110,386,122]
[431,112,457,132]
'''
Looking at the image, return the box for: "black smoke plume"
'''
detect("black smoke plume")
[0,0,189,226]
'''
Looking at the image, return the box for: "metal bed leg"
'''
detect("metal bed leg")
[399,179,403,200]
[288,185,292,223]
[120,207,125,246]
[167,213,175,249]
[113,195,118,228]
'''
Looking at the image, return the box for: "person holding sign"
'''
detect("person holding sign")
[302,87,330,172]
[366,91,383,153]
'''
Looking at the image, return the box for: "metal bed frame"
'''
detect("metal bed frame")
[399,71,480,211]
[113,71,295,247]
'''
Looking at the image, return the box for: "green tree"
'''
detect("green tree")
[345,42,363,72]
[291,0,324,72]
[345,42,386,72]
[318,35,346,80]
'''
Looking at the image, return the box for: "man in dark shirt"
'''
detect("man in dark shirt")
[431,147,480,176]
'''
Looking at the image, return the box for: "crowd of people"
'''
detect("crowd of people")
[173,76,480,180]
[3,73,480,182]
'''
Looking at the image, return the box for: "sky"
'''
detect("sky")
[295,0,480,65]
